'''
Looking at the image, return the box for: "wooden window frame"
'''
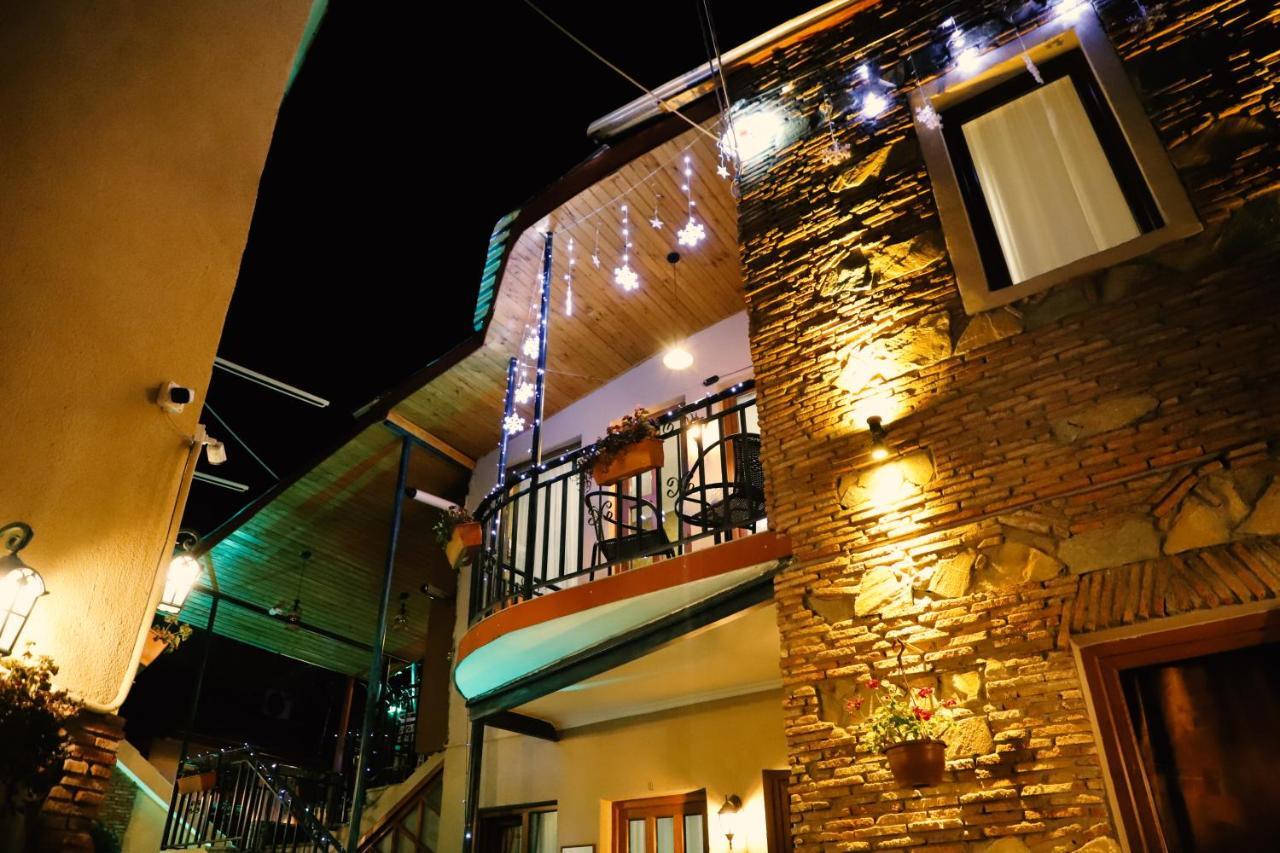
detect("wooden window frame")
[476,800,558,853]
[611,790,708,853]
[909,6,1200,314]
[1074,605,1280,852]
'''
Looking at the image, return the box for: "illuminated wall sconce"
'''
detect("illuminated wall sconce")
[867,416,891,460]
[159,530,203,615]
[0,522,48,656]
[717,794,742,850]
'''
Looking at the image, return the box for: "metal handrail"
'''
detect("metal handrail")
[469,380,763,623]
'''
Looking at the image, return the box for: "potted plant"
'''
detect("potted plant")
[0,650,81,849]
[140,614,192,668]
[435,506,482,567]
[579,408,664,487]
[851,677,956,788]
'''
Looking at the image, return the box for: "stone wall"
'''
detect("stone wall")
[733,0,1280,850]
[38,712,126,851]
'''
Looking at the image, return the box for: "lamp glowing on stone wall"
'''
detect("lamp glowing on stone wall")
[0,522,47,656]
[867,416,891,460]
[159,530,203,615]
[717,794,742,850]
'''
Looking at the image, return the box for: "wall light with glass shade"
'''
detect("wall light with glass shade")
[0,522,47,656]
[717,794,742,850]
[159,530,203,615]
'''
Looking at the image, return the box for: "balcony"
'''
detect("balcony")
[454,380,791,709]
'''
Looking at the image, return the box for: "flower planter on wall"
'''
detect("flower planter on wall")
[445,521,483,567]
[139,629,169,668]
[884,739,946,787]
[176,770,217,796]
[591,437,665,487]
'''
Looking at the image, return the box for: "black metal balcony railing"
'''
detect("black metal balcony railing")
[162,747,346,851]
[469,380,766,623]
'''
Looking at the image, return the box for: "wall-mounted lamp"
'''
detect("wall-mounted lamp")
[867,416,891,460]
[0,522,48,656]
[159,530,203,615]
[717,794,742,850]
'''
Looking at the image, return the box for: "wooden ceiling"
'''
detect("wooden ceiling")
[394,119,743,459]
[183,424,468,674]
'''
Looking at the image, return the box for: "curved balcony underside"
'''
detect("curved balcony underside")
[454,530,791,705]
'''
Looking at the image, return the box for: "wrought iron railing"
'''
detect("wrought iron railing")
[162,747,347,851]
[469,380,765,623]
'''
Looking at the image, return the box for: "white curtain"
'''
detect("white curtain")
[530,811,558,853]
[961,76,1140,284]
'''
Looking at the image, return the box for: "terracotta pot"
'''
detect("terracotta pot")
[884,739,947,787]
[445,521,483,567]
[176,770,217,796]
[139,629,169,668]
[591,437,665,487]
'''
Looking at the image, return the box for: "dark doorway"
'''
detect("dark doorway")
[1121,641,1280,852]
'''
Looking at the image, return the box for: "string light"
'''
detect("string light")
[676,155,706,248]
[514,382,535,404]
[649,199,664,230]
[591,225,601,268]
[564,236,575,317]
[613,204,639,291]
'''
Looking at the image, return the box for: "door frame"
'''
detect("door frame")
[610,789,708,853]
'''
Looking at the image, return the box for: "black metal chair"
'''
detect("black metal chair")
[676,432,767,531]
[584,490,674,567]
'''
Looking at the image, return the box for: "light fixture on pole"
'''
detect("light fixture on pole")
[717,793,742,850]
[867,416,890,460]
[662,251,694,371]
[159,530,203,615]
[0,522,47,656]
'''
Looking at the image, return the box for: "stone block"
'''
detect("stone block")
[1072,839,1122,853]
[928,551,975,598]
[1058,518,1161,574]
[855,564,912,616]
[1240,478,1280,535]
[1050,395,1158,443]
[1164,495,1233,554]
[806,592,858,625]
[980,542,1064,589]
[946,716,995,759]
[955,308,1024,353]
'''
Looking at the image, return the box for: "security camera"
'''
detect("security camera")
[421,583,455,602]
[158,381,195,414]
[204,438,228,466]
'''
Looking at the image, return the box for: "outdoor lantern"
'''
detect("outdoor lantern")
[0,522,47,656]
[159,530,203,615]
[717,794,742,850]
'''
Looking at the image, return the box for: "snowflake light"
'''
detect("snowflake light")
[677,218,706,248]
[514,381,535,404]
[503,413,526,435]
[914,101,942,131]
[614,262,639,291]
[522,335,539,359]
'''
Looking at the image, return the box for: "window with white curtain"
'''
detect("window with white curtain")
[911,13,1200,314]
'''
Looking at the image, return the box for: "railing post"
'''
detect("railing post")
[346,435,412,851]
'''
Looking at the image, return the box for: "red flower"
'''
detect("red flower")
[845,697,864,712]
[865,678,881,689]
[912,706,934,721]
[943,698,958,708]
[916,687,934,698]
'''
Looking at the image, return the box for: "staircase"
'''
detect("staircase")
[161,747,347,851]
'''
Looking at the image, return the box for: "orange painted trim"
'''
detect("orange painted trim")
[456,531,791,665]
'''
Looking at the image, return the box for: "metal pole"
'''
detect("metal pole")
[497,356,518,489]
[460,719,486,853]
[521,233,555,602]
[346,435,412,850]
[163,596,219,843]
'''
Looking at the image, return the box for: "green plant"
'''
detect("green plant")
[849,677,955,752]
[433,506,473,548]
[151,614,192,653]
[577,408,661,472]
[0,650,81,813]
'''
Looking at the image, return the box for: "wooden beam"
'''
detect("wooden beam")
[385,411,476,470]
[481,711,560,742]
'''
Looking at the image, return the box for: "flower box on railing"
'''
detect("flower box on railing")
[446,521,483,567]
[176,770,217,795]
[591,437,665,487]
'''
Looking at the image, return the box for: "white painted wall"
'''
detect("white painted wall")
[465,311,753,508]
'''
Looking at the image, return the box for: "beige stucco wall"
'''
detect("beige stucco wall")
[0,1,311,708]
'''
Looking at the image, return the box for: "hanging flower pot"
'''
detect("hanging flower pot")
[884,738,947,787]
[591,437,665,486]
[445,521,483,567]
[139,629,168,668]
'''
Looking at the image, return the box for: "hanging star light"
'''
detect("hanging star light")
[591,225,602,268]
[676,154,706,248]
[522,334,539,359]
[514,381,535,404]
[649,198,664,230]
[503,413,526,435]
[716,160,731,179]
[613,204,640,291]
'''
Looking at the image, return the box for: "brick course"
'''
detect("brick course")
[732,0,1280,849]
[37,712,126,852]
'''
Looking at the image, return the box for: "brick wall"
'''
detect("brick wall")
[38,712,126,851]
[97,765,138,844]
[733,0,1280,850]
